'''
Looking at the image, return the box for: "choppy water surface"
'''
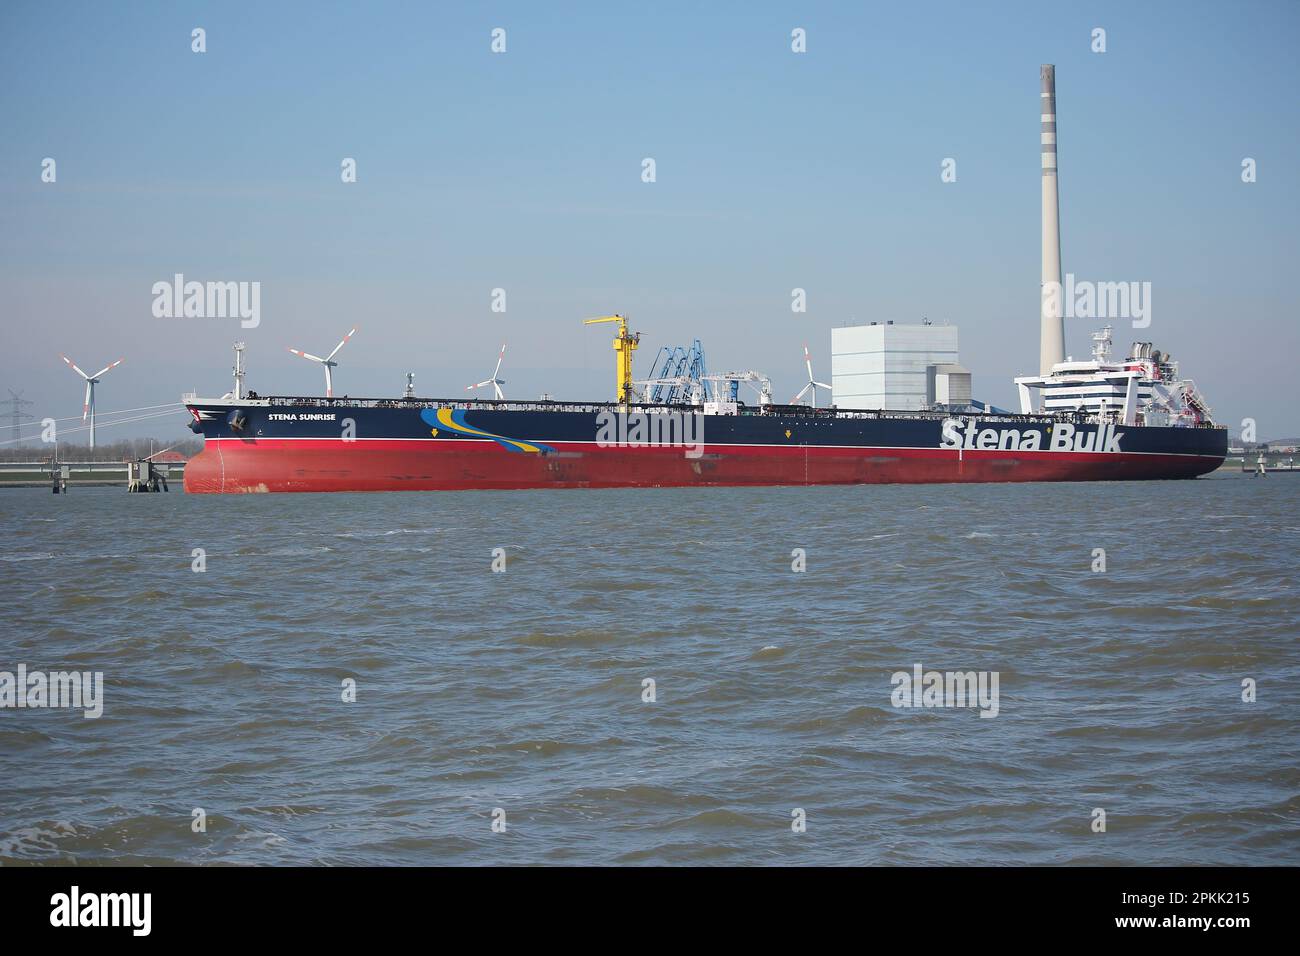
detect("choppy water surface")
[1,474,1296,865]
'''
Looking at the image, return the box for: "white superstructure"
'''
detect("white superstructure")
[1015,326,1213,426]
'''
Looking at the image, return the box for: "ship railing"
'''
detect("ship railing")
[223,395,1224,428]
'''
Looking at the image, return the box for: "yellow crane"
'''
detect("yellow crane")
[583,314,641,404]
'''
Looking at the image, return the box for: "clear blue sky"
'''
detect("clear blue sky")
[2,0,1297,443]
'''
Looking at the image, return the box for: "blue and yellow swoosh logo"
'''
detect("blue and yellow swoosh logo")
[419,408,554,454]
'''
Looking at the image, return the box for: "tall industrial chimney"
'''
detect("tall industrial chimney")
[1039,64,1065,375]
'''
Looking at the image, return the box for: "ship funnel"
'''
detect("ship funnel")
[1039,64,1065,375]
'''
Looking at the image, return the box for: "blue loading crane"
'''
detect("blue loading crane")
[644,339,711,404]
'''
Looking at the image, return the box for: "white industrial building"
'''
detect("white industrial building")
[830,322,966,410]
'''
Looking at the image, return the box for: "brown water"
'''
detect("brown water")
[1,473,1296,864]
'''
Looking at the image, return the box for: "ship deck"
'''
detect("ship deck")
[184,393,1227,431]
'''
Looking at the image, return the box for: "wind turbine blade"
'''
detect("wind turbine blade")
[814,381,831,390]
[324,366,334,398]
[326,327,358,362]
[493,384,504,400]
[60,355,90,379]
[804,346,814,381]
[288,348,326,363]
[791,383,811,404]
[82,381,92,422]
[89,358,124,379]
[492,343,506,378]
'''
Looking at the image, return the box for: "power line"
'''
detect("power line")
[2,389,35,447]
[1,402,184,435]
[0,408,186,446]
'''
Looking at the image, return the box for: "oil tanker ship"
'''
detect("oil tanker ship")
[182,66,1227,494]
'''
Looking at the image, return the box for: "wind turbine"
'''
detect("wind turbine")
[287,326,357,398]
[466,343,507,400]
[790,345,831,407]
[59,354,124,449]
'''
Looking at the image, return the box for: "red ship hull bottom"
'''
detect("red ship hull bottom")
[182,438,1223,493]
